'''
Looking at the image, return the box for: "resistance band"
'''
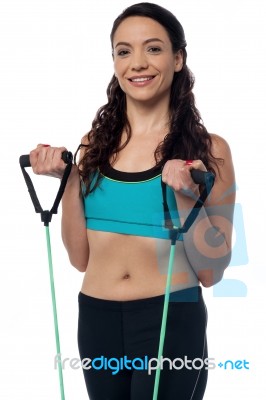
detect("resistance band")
[19,151,73,400]
[153,169,215,400]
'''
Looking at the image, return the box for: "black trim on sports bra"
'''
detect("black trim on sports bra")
[103,163,162,182]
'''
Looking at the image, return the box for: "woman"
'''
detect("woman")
[30,3,235,399]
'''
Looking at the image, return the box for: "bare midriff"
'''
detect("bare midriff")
[80,229,199,301]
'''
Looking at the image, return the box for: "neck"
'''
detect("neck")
[125,97,170,136]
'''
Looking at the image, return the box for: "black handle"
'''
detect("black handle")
[190,169,215,186]
[19,150,73,226]
[176,169,215,238]
[162,168,215,242]
[19,151,73,168]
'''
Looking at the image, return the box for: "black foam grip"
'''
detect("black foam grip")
[19,155,30,168]
[19,151,72,168]
[190,169,214,185]
[61,151,73,164]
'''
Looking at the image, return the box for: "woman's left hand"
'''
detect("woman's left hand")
[161,159,207,197]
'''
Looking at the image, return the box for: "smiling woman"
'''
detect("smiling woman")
[112,17,183,104]
[28,2,235,400]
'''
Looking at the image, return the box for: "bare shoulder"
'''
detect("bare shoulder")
[207,134,235,205]
[210,133,232,159]
[78,133,90,162]
[81,133,89,145]
[81,133,89,144]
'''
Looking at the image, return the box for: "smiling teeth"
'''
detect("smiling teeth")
[131,77,153,82]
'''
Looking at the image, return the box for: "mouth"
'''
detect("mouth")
[128,75,155,82]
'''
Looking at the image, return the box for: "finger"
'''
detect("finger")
[185,160,193,166]
[162,159,183,177]
[162,160,170,174]
[44,147,56,170]
[32,144,50,169]
[37,145,52,168]
[33,146,55,174]
[162,162,170,182]
[37,143,50,148]
[53,146,67,164]
[180,160,192,172]
[190,159,207,171]
[29,149,38,168]
[35,144,51,165]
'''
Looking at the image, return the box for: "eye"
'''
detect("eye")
[116,49,130,57]
[148,47,161,53]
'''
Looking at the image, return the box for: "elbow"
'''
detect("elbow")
[201,280,214,288]
[198,269,225,288]
[198,263,231,288]
[73,262,87,273]
[67,252,89,273]
[196,250,232,288]
[62,238,89,273]
[200,275,223,288]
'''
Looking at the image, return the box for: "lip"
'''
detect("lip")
[127,75,156,87]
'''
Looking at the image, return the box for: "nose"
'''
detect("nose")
[131,50,148,71]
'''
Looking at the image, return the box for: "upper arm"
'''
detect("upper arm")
[78,133,90,165]
[208,133,236,206]
[205,134,236,247]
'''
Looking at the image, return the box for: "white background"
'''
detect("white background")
[1,0,265,398]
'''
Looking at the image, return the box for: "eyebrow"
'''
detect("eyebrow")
[114,38,164,48]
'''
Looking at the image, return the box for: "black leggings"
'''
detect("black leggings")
[78,286,208,400]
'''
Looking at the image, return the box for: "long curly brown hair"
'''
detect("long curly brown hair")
[77,2,221,195]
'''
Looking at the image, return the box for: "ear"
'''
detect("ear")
[112,50,117,77]
[174,49,184,72]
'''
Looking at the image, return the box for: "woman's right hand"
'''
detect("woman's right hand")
[29,144,69,179]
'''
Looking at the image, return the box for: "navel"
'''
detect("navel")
[122,273,131,280]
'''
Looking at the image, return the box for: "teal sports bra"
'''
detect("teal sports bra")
[83,164,183,241]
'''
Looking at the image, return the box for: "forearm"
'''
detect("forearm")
[176,193,234,287]
[61,166,89,272]
[162,135,236,287]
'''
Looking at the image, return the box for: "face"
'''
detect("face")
[112,16,183,106]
